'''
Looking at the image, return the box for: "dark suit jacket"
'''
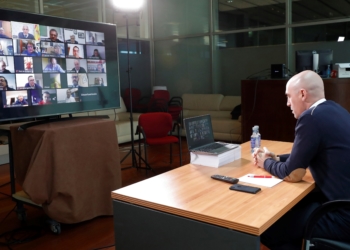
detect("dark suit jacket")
[2,69,11,73]
[71,67,86,73]
[18,32,35,39]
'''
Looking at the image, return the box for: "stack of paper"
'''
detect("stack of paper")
[238,173,283,187]
[190,145,241,168]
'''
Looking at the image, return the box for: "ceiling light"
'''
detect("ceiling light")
[112,0,144,11]
[338,36,345,42]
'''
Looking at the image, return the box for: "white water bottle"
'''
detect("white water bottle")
[254,125,261,148]
[251,127,258,153]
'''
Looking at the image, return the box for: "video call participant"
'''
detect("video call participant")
[0,76,15,90]
[24,75,42,89]
[52,44,63,57]
[43,58,65,73]
[72,46,83,59]
[91,49,102,59]
[65,89,76,103]
[18,25,35,39]
[14,95,28,105]
[66,35,78,44]
[1,62,10,73]
[38,91,52,105]
[22,41,39,56]
[252,70,350,249]
[47,29,62,42]
[69,74,82,88]
[0,44,4,55]
[0,27,9,38]
[95,77,104,86]
[96,63,104,73]
[72,60,86,73]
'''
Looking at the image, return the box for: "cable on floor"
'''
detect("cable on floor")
[92,244,115,250]
[0,225,45,249]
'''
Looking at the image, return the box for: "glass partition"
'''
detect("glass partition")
[292,0,350,24]
[213,0,286,32]
[153,0,210,39]
[43,0,102,22]
[154,36,211,96]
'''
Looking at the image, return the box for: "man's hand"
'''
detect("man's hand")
[252,147,278,168]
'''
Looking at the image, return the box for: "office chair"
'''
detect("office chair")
[153,90,183,123]
[136,112,182,172]
[303,200,350,250]
[168,96,183,124]
[123,88,148,113]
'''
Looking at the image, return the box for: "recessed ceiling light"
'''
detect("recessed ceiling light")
[338,36,345,42]
[227,0,233,3]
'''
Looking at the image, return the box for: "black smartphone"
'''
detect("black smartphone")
[229,184,261,194]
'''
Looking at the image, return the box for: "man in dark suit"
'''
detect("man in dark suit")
[18,25,35,39]
[253,70,350,249]
[24,75,42,89]
[71,59,86,73]
[66,35,78,44]
[1,62,10,73]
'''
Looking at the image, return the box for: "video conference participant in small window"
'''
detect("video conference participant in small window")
[86,45,105,60]
[64,29,86,44]
[88,74,107,87]
[0,27,9,38]
[35,90,57,105]
[66,44,85,59]
[87,59,106,73]
[0,56,15,73]
[39,91,51,105]
[13,94,28,105]
[0,38,13,55]
[0,75,16,91]
[43,73,62,88]
[14,57,36,73]
[11,22,38,40]
[86,31,104,45]
[3,90,29,107]
[66,59,87,73]
[56,88,78,103]
[41,42,65,58]
[18,25,35,39]
[16,74,43,90]
[0,43,5,55]
[40,27,64,43]
[21,40,39,56]
[43,58,65,73]
[1,61,10,73]
[67,73,88,88]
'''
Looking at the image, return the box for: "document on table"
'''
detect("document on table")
[238,174,283,187]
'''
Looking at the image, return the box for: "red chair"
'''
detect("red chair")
[136,112,182,171]
[153,90,183,123]
[123,88,148,113]
[168,96,183,124]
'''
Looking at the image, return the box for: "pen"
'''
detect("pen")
[247,175,272,178]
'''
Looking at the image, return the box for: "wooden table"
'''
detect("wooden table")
[111,140,315,250]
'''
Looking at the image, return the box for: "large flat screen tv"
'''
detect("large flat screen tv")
[0,8,120,122]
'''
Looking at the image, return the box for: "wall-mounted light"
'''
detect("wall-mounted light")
[338,36,345,42]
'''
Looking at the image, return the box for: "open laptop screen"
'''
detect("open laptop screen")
[184,114,215,151]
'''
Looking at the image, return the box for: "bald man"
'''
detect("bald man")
[252,70,350,249]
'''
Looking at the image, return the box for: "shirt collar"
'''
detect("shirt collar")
[309,98,326,109]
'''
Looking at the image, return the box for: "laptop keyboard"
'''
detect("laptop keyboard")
[196,143,223,152]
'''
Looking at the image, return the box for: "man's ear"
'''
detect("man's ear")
[300,89,307,100]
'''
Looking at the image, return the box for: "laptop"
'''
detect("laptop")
[183,114,239,155]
